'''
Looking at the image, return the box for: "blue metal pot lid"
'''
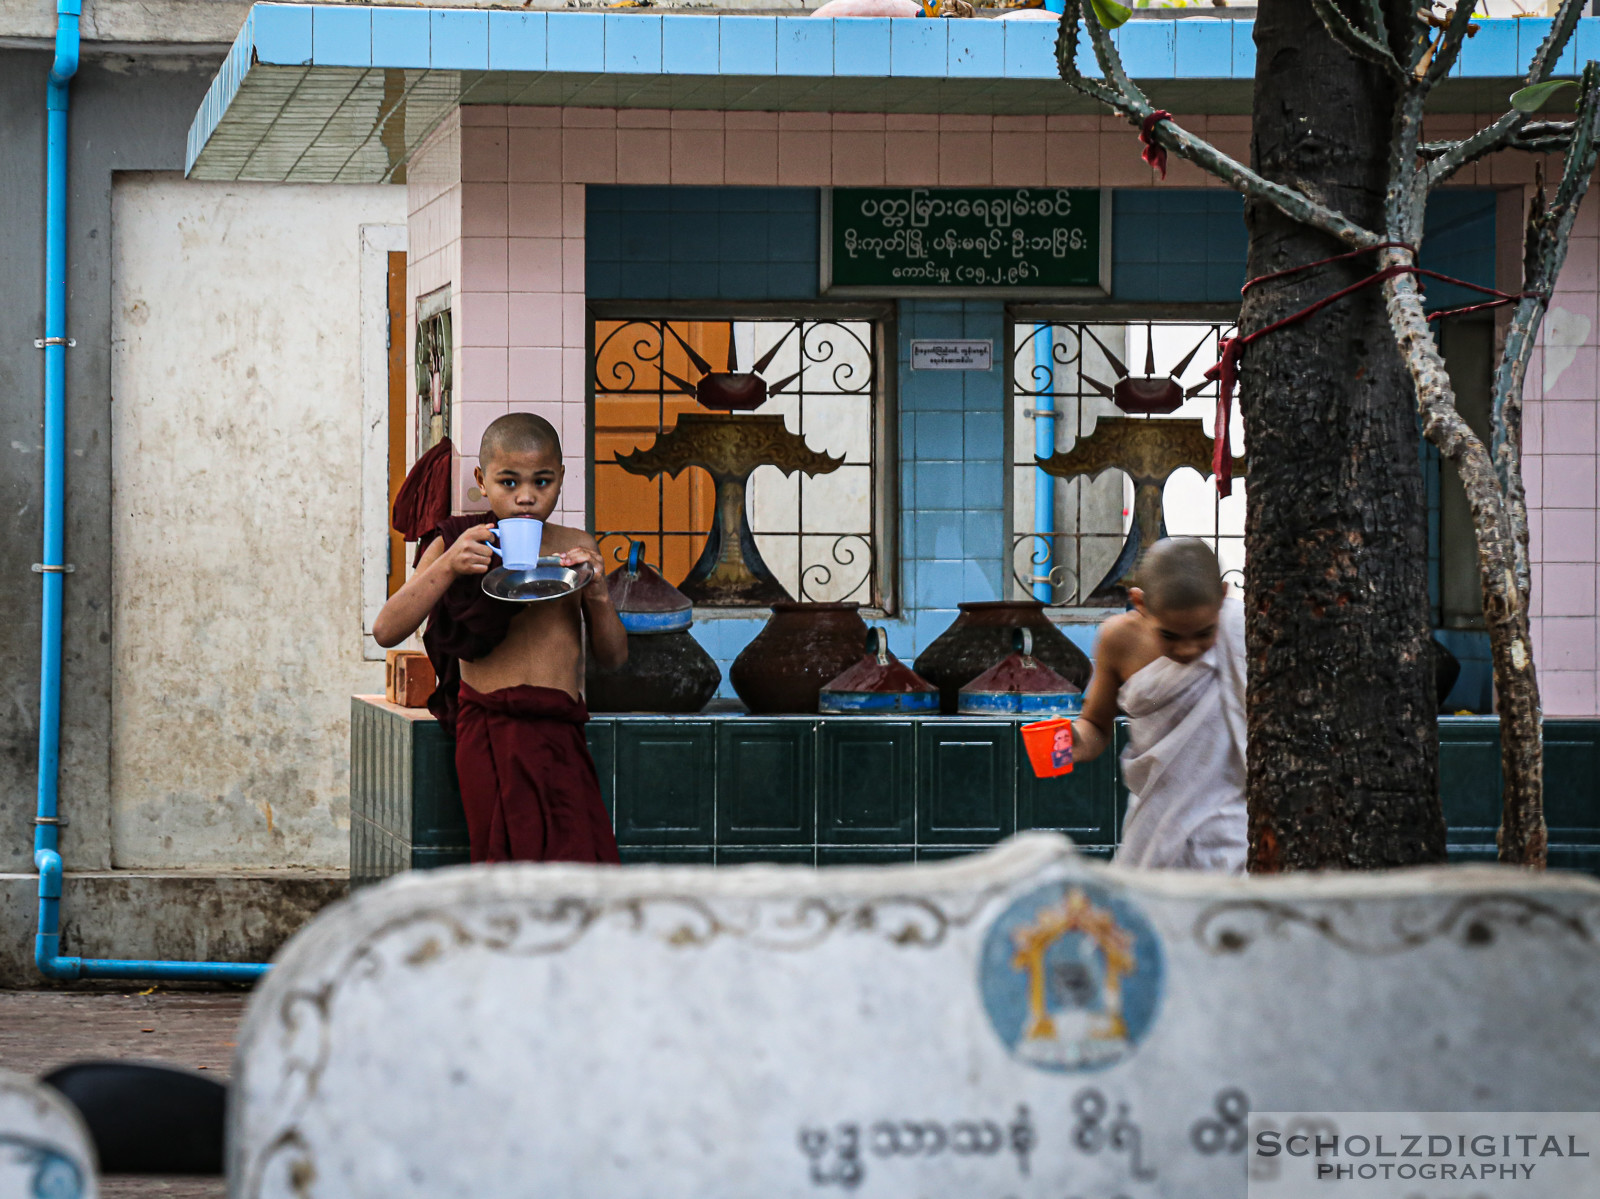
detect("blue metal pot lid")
[607,540,694,634]
[819,628,939,715]
[957,628,1083,715]
[619,608,694,635]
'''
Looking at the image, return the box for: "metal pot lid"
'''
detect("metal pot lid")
[958,628,1082,699]
[820,629,938,697]
[606,541,693,617]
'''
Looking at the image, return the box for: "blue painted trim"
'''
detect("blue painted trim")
[619,609,694,635]
[488,12,546,72]
[958,691,1083,717]
[188,11,1599,177]
[818,690,941,715]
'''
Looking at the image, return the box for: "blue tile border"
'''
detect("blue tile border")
[547,11,605,73]
[254,3,311,66]
[215,10,1597,81]
[1173,18,1232,79]
[311,4,371,69]
[891,19,947,78]
[835,17,893,77]
[190,10,1597,181]
[432,9,489,71]
[720,15,779,76]
[664,14,720,75]
[371,7,430,71]
[605,13,662,74]
[778,19,835,77]
[487,11,545,71]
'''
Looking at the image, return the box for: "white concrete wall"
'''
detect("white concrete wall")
[110,173,406,868]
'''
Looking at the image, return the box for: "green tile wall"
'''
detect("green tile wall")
[350,703,1600,879]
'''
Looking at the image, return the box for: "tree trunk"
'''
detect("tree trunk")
[1241,0,1447,869]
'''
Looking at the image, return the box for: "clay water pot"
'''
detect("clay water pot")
[818,628,939,715]
[586,632,722,714]
[729,602,869,714]
[585,540,719,712]
[914,600,1092,715]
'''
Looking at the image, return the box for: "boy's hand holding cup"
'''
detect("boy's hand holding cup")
[442,524,499,576]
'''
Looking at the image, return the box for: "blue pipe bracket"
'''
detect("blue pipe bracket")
[34,0,269,984]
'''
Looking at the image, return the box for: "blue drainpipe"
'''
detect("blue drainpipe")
[1031,326,1055,603]
[33,1,267,984]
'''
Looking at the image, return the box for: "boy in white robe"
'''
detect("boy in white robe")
[1071,538,1248,873]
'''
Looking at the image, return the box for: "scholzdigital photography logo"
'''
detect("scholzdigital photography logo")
[1247,1113,1600,1197]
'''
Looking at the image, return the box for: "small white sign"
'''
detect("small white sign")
[911,339,993,371]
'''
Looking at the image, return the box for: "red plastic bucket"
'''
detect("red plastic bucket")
[1021,717,1074,779]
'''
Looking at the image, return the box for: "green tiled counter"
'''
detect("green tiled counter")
[349,697,470,885]
[348,698,1600,882]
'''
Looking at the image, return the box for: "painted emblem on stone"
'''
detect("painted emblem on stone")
[980,882,1163,1073]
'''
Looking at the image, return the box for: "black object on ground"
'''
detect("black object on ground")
[43,1061,225,1175]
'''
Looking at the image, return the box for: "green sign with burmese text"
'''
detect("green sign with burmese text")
[825,187,1106,293]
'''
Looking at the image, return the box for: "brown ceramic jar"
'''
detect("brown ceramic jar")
[913,600,1093,714]
[729,602,870,714]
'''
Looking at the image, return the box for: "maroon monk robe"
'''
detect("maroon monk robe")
[413,514,619,865]
[454,683,620,864]
[416,513,503,738]
[392,437,454,559]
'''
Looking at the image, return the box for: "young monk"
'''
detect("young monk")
[1071,538,1248,873]
[374,413,627,865]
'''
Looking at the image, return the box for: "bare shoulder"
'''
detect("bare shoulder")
[539,522,596,553]
[1095,611,1144,661]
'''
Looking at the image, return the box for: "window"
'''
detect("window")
[591,314,891,609]
[1009,318,1246,609]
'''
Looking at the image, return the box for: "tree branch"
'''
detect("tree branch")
[1426,0,1480,84]
[1526,0,1586,85]
[1490,65,1600,602]
[1054,5,1381,250]
[1081,2,1151,111]
[1382,258,1547,867]
[1427,0,1585,186]
[1308,0,1405,78]
[1427,112,1529,187]
[1418,123,1574,161]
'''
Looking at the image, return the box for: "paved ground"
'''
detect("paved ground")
[0,989,248,1198]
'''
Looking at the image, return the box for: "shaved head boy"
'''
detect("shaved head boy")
[1071,537,1248,872]
[374,412,627,865]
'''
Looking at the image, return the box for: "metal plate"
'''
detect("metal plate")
[482,557,594,604]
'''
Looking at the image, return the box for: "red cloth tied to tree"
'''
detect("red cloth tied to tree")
[1204,337,1243,499]
[392,437,455,555]
[454,683,620,865]
[1140,110,1172,180]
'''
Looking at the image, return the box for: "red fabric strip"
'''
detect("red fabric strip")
[1203,243,1539,497]
[1140,110,1172,180]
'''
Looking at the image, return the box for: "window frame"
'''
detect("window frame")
[586,299,901,616]
[1004,302,1242,620]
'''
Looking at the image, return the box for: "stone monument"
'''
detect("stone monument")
[229,834,1600,1197]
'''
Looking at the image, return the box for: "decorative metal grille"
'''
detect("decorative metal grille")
[1009,319,1247,607]
[592,317,884,608]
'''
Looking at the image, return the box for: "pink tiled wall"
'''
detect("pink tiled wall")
[407,104,1600,715]
[1527,192,1600,716]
